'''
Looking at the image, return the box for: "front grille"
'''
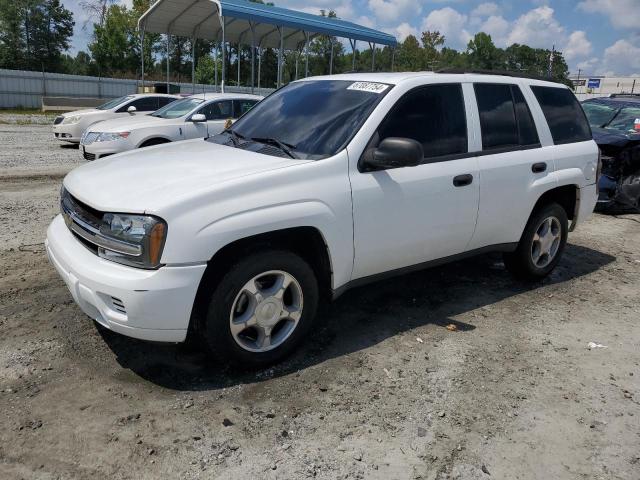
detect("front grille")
[83,150,96,161]
[82,132,99,145]
[54,116,64,125]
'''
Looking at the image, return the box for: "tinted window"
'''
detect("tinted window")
[228,80,390,159]
[512,86,540,146]
[475,84,519,149]
[121,96,159,112]
[199,100,232,120]
[234,99,258,117]
[97,95,134,110]
[157,97,175,108]
[377,84,467,158]
[150,97,204,119]
[531,86,592,144]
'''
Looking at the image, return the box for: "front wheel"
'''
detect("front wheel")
[201,250,319,368]
[503,202,568,281]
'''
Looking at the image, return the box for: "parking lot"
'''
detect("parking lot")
[0,117,639,479]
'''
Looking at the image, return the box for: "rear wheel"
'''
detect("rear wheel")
[503,202,568,281]
[200,250,319,368]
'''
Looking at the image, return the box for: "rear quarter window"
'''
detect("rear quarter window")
[531,86,592,144]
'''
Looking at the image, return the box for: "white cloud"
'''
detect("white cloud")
[368,0,421,24]
[421,7,471,48]
[394,22,418,42]
[563,31,592,61]
[471,2,501,18]
[601,39,640,75]
[506,6,564,48]
[478,15,510,46]
[578,0,640,30]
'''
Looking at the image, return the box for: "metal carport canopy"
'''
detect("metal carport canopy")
[138,0,397,49]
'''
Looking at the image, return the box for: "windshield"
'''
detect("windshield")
[151,97,204,119]
[96,95,134,110]
[224,80,391,159]
[604,106,640,134]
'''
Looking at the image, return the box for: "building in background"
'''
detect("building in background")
[571,75,639,100]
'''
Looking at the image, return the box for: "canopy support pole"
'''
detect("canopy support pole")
[258,47,261,89]
[220,16,226,93]
[140,26,145,91]
[369,42,376,71]
[214,43,218,89]
[304,32,309,77]
[166,33,170,91]
[329,37,334,75]
[250,23,256,94]
[350,39,356,71]
[391,46,395,72]
[237,42,241,87]
[191,36,196,93]
[277,26,284,88]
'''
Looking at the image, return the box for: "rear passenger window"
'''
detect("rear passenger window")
[121,96,159,112]
[512,86,540,146]
[377,84,467,159]
[234,99,258,118]
[157,97,175,108]
[531,86,592,144]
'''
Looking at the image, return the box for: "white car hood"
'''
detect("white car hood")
[87,114,165,132]
[64,139,310,213]
[65,108,102,117]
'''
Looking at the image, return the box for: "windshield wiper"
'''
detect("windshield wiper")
[224,128,246,146]
[249,136,298,159]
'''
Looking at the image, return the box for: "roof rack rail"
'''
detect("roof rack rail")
[435,68,560,83]
[609,93,640,98]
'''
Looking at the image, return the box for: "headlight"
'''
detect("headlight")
[96,132,130,142]
[62,115,82,124]
[98,213,167,269]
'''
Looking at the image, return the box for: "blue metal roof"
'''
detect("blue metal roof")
[218,0,396,46]
[139,0,397,47]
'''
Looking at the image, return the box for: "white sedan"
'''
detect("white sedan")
[80,93,263,160]
[52,94,180,144]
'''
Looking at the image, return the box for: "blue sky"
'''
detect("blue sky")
[64,0,640,76]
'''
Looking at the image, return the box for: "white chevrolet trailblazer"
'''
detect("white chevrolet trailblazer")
[80,93,263,161]
[52,94,179,144]
[46,73,599,367]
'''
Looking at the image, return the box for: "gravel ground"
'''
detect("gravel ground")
[0,120,639,480]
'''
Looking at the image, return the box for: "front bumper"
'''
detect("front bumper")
[81,140,128,161]
[53,123,82,143]
[46,214,207,342]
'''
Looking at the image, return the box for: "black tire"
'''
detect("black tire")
[200,250,319,368]
[503,202,568,281]
[139,138,170,148]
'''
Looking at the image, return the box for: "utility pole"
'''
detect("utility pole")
[548,44,555,78]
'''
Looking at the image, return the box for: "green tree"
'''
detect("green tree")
[396,35,423,71]
[421,30,444,70]
[467,32,501,70]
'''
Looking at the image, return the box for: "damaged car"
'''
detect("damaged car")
[582,95,640,211]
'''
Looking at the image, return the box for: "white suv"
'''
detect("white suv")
[46,73,599,367]
[52,94,179,144]
[79,93,262,161]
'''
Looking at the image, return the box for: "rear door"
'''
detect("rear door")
[350,83,480,279]
[466,82,556,250]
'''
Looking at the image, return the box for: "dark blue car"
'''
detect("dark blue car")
[582,95,640,211]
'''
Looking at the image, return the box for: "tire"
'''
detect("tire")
[503,202,568,281]
[200,250,319,368]
[139,138,170,148]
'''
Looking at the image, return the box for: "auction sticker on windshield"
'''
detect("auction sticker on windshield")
[347,82,389,94]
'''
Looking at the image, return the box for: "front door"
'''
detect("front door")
[349,83,480,280]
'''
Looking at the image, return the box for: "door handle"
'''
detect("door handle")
[453,174,473,187]
[532,162,547,173]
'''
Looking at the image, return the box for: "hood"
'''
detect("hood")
[64,108,102,117]
[592,127,640,148]
[64,139,311,214]
[86,114,164,133]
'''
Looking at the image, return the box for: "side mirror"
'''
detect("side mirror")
[191,113,206,123]
[363,137,423,171]
[127,106,137,114]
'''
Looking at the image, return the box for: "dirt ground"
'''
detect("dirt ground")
[1,122,639,480]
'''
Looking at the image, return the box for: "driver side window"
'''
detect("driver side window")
[376,84,468,160]
[198,100,233,121]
